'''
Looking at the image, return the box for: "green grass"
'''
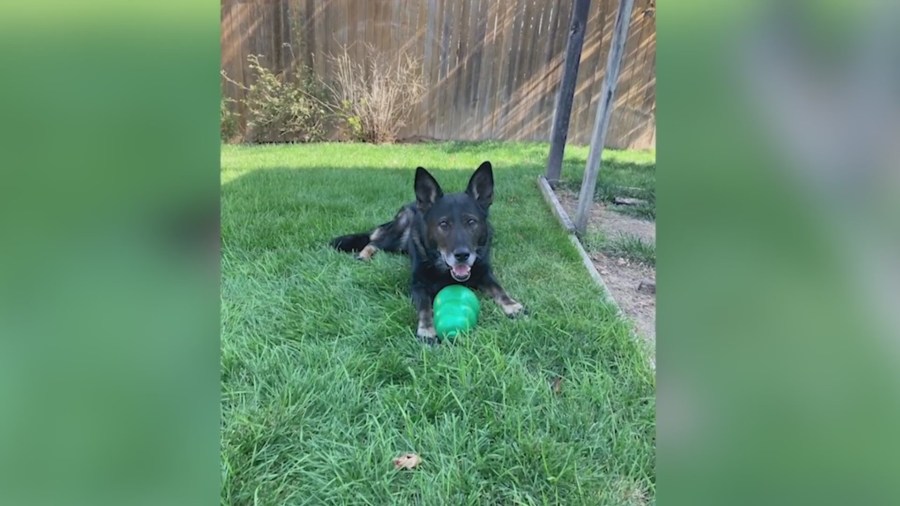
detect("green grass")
[584,233,657,267]
[558,148,656,220]
[221,141,655,505]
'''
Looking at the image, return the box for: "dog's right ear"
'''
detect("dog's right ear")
[466,161,494,210]
[414,167,443,212]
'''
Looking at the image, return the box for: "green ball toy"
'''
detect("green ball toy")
[433,285,480,340]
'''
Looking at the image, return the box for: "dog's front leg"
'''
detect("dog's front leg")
[411,284,437,344]
[478,273,525,318]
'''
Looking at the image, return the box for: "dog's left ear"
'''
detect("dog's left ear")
[466,161,494,210]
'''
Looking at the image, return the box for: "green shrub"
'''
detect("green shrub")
[220,97,240,142]
[222,54,329,143]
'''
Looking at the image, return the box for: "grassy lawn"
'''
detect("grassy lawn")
[558,148,656,222]
[585,234,657,267]
[221,141,655,504]
[558,147,656,266]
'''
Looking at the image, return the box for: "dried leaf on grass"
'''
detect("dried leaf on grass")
[393,453,421,470]
[551,377,564,394]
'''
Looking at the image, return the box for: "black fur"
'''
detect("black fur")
[331,161,524,343]
[330,232,370,252]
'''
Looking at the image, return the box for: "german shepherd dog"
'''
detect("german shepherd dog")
[330,161,524,343]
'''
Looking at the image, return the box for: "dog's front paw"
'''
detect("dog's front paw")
[355,244,377,261]
[503,301,525,318]
[417,323,438,345]
[501,300,525,318]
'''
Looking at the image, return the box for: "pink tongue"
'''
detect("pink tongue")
[452,265,471,277]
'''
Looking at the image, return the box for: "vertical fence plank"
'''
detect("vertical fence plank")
[519,0,547,139]
[423,0,438,137]
[435,0,451,139]
[451,0,471,139]
[536,0,562,134]
[487,1,512,138]
[570,0,601,145]
[346,0,359,62]
[469,0,491,140]
[410,0,428,135]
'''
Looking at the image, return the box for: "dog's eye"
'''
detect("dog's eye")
[467,218,477,226]
[438,221,450,230]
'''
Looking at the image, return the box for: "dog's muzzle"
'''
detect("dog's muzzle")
[446,249,474,282]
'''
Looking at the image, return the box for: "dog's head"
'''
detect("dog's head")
[414,161,494,282]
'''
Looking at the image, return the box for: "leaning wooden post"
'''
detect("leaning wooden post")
[573,0,635,235]
[545,0,592,187]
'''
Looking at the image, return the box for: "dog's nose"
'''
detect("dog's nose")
[453,249,471,263]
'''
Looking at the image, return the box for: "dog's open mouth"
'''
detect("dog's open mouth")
[450,264,471,282]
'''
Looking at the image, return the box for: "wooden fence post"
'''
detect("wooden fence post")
[544,0,592,187]
[573,0,635,235]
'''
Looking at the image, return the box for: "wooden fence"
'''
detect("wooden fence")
[221,0,655,149]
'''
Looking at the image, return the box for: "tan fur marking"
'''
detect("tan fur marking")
[396,208,412,226]
[499,299,524,316]
[417,309,435,339]
[357,244,378,261]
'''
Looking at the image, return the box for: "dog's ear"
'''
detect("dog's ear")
[466,161,494,209]
[414,167,443,212]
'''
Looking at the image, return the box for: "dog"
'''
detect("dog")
[330,161,524,343]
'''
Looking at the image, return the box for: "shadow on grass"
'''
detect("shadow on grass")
[423,139,541,152]
[221,165,539,251]
[558,157,656,221]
